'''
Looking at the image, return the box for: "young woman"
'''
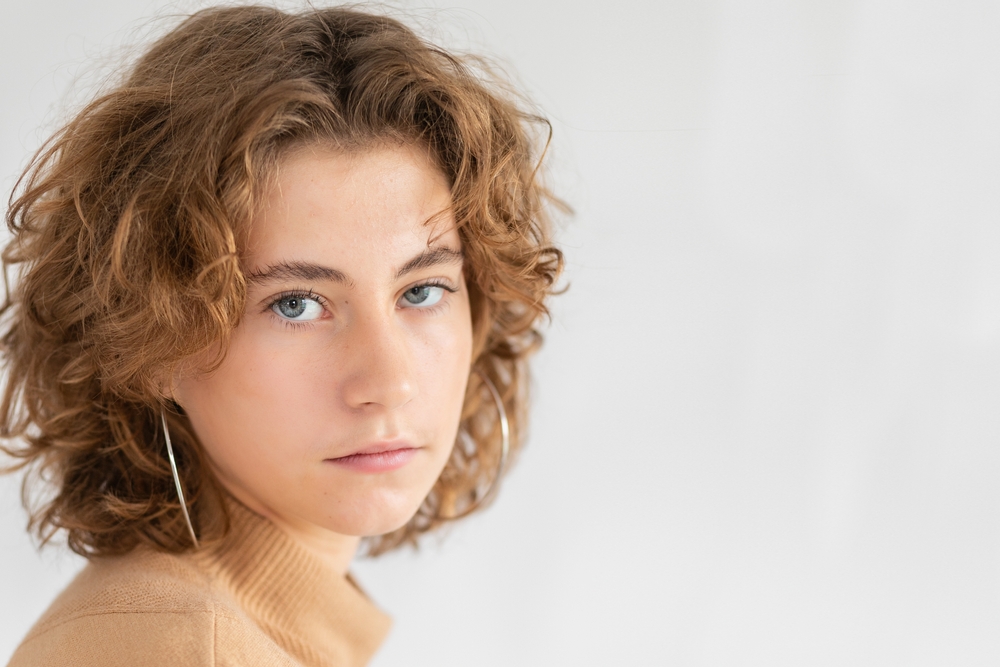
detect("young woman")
[1,5,562,665]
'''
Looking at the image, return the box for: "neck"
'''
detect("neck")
[263,508,362,576]
[219,484,361,576]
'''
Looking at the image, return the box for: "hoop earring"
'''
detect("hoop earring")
[448,370,510,519]
[161,410,199,548]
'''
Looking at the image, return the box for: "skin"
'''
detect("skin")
[173,143,473,575]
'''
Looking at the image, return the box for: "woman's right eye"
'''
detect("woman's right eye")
[271,295,324,322]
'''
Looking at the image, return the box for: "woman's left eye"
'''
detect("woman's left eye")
[400,285,446,308]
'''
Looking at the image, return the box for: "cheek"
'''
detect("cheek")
[418,303,473,403]
[175,325,332,470]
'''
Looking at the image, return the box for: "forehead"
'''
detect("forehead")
[244,143,459,272]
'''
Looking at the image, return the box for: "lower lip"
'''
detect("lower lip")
[326,448,418,473]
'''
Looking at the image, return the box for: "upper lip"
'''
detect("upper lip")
[329,440,417,459]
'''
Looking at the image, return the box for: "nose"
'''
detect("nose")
[339,310,417,411]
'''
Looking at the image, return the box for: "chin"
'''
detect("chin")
[321,489,428,538]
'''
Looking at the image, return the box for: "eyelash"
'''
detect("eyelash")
[401,279,458,313]
[263,289,327,330]
[263,281,458,330]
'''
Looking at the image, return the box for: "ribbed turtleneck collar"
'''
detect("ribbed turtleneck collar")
[193,496,391,667]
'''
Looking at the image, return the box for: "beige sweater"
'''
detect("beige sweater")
[6,499,391,667]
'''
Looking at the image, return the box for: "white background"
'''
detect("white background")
[3,1,1000,665]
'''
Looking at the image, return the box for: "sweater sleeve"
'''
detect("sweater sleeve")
[6,609,216,667]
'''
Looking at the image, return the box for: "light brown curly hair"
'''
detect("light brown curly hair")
[0,5,563,558]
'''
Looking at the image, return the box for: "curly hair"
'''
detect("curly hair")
[0,5,563,558]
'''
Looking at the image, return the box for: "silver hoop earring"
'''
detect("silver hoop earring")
[476,370,510,500]
[161,410,199,548]
[448,370,509,518]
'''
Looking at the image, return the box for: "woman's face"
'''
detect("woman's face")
[174,143,472,546]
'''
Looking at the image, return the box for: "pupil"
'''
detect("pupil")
[406,286,429,304]
[279,297,306,318]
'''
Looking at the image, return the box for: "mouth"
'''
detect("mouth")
[325,442,419,473]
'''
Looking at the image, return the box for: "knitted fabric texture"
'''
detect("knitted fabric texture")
[7,498,391,667]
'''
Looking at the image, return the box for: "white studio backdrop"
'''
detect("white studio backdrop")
[2,1,999,665]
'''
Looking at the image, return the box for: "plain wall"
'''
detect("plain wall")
[3,1,1000,665]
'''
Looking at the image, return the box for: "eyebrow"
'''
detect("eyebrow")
[393,247,464,280]
[246,261,352,287]
[245,247,464,287]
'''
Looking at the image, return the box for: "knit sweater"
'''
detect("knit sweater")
[6,498,391,667]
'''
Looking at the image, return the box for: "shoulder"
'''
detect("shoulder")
[7,549,294,667]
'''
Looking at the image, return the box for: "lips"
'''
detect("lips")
[325,441,419,473]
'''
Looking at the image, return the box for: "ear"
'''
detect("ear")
[153,362,184,411]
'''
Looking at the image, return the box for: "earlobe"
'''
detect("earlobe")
[167,380,189,415]
[156,366,185,412]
